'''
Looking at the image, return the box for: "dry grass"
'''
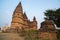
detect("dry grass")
[0,33,24,40]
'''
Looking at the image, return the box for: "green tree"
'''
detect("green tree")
[44,8,60,27]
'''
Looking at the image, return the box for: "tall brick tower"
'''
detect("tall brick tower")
[32,16,37,30]
[11,2,37,31]
[11,2,24,29]
[23,12,29,28]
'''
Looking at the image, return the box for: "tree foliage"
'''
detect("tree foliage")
[44,8,60,27]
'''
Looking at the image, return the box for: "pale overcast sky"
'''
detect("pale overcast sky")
[0,0,60,28]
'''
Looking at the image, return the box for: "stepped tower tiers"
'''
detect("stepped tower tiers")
[11,2,24,29]
[39,19,57,40]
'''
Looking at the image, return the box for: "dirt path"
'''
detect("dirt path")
[0,33,24,40]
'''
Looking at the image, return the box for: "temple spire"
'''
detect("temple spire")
[23,12,28,19]
[13,2,23,18]
[33,16,36,21]
[14,2,23,13]
[17,2,22,7]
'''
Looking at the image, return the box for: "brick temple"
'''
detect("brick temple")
[1,2,57,40]
[11,2,37,30]
[39,18,57,40]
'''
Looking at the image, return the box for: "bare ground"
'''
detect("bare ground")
[0,33,24,40]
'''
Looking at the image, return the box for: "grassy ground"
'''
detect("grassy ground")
[0,33,24,40]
